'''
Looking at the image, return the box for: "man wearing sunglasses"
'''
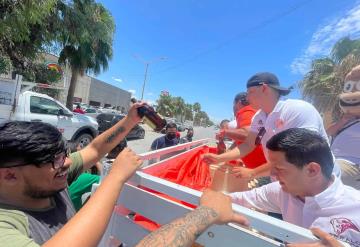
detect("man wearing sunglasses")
[203,72,340,179]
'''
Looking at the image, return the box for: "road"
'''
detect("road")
[127,124,218,154]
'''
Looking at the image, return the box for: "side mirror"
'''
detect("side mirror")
[58,109,72,117]
[58,109,65,116]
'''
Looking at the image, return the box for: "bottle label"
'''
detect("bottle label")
[143,116,157,130]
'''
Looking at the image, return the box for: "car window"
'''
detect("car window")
[86,108,96,113]
[30,96,62,115]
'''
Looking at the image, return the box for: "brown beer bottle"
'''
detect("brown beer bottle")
[137,105,167,132]
[217,137,226,154]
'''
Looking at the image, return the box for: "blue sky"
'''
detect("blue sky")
[96,0,360,123]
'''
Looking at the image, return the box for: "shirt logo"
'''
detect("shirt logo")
[330,218,360,236]
[258,120,263,125]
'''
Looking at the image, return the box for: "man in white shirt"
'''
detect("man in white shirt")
[203,71,340,178]
[231,128,360,247]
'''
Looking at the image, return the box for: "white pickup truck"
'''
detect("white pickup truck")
[0,75,98,147]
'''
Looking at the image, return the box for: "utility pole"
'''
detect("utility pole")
[141,63,149,101]
[133,55,167,100]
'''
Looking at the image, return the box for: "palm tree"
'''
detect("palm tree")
[193,102,201,113]
[57,0,115,109]
[299,37,360,120]
[156,94,174,117]
[184,103,193,121]
[172,96,186,122]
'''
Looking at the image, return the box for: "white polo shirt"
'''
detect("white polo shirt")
[331,120,360,165]
[231,176,360,247]
[250,99,340,176]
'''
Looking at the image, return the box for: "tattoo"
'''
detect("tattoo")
[105,126,125,143]
[136,206,218,247]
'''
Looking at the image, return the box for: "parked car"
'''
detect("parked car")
[96,113,145,139]
[175,122,186,132]
[84,108,100,118]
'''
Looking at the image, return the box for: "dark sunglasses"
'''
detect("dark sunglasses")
[255,127,266,146]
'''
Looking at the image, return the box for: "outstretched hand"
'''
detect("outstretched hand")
[111,148,143,183]
[287,228,343,247]
[202,153,222,164]
[200,189,249,226]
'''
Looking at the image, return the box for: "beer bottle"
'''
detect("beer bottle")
[217,137,226,154]
[137,105,167,132]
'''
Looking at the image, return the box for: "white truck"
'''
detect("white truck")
[0,75,98,147]
[93,140,320,247]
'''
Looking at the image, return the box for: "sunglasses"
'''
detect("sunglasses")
[255,127,266,146]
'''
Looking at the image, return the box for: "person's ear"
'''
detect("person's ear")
[305,162,322,178]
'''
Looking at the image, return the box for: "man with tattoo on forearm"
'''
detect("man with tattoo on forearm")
[136,189,249,247]
[0,102,145,246]
[136,189,346,247]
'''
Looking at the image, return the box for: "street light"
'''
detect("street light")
[133,55,167,100]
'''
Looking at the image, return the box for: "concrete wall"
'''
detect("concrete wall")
[88,77,131,111]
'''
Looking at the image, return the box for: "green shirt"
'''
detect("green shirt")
[68,173,100,211]
[0,152,84,246]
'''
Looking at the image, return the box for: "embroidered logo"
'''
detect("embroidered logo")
[330,218,360,236]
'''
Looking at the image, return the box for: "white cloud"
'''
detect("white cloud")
[147,92,153,96]
[291,4,360,75]
[144,99,155,106]
[128,89,136,96]
[111,76,123,83]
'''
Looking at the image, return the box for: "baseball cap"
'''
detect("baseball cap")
[246,72,292,96]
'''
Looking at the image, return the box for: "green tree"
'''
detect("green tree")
[0,0,58,73]
[57,0,115,109]
[193,102,201,113]
[172,96,186,122]
[194,111,209,126]
[156,94,174,117]
[299,37,360,120]
[184,103,193,121]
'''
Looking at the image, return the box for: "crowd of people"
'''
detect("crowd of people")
[0,68,359,246]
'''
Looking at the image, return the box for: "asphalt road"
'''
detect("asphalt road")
[127,124,218,154]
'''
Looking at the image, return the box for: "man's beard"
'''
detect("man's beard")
[23,181,66,199]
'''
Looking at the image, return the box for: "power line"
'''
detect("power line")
[153,0,316,75]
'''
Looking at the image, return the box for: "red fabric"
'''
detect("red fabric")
[235,105,266,169]
[134,145,251,231]
[144,145,217,190]
[73,108,85,114]
[135,146,218,231]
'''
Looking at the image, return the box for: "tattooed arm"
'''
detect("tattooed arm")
[136,190,249,247]
[78,103,143,170]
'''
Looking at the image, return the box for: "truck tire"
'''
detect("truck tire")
[75,133,93,148]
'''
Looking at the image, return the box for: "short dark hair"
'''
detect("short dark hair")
[166,122,177,129]
[0,121,66,167]
[220,119,229,127]
[266,128,333,179]
[234,92,249,106]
